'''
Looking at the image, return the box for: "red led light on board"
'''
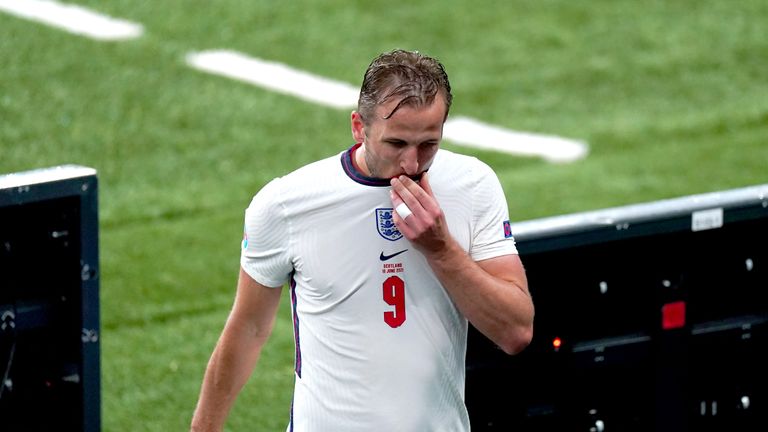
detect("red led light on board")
[662,301,686,330]
[552,337,562,351]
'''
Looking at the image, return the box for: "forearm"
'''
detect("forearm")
[388,173,533,353]
[191,319,269,431]
[427,240,534,355]
[192,270,282,431]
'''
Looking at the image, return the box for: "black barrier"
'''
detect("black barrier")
[0,166,100,432]
[466,184,768,432]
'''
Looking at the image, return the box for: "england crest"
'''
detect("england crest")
[375,208,403,241]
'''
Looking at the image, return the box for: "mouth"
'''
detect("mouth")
[392,169,428,182]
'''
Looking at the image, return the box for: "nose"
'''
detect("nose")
[400,146,419,175]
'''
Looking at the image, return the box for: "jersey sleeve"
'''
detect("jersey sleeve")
[469,162,518,262]
[240,178,293,288]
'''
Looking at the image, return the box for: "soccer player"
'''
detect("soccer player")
[191,49,534,431]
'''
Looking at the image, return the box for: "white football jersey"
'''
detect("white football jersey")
[241,144,518,432]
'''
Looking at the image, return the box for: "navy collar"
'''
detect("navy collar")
[341,143,426,187]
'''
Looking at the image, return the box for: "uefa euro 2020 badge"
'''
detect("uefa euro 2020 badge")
[376,208,403,241]
[503,220,513,239]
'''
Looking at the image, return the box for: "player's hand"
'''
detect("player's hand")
[389,172,451,256]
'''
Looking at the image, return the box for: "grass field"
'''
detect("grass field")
[1,0,767,430]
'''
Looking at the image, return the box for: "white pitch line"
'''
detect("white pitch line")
[186,50,359,109]
[0,0,143,41]
[186,49,588,162]
[443,116,588,163]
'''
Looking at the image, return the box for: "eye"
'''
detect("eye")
[386,140,408,148]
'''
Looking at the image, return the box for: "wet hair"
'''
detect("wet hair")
[357,49,452,124]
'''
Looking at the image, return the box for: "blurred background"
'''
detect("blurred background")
[1,0,767,430]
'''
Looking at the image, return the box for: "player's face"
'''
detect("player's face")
[351,94,447,179]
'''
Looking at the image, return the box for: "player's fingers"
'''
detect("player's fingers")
[395,202,413,220]
[396,175,440,215]
[390,177,423,219]
[389,191,417,237]
[390,190,415,221]
[420,172,434,197]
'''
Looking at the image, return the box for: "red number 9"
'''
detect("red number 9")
[383,276,406,328]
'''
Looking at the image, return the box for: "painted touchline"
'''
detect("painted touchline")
[0,0,143,41]
[443,116,588,163]
[0,0,587,163]
[186,50,589,163]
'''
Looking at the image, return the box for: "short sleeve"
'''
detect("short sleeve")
[469,162,518,262]
[240,178,293,288]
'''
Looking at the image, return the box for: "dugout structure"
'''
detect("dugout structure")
[0,166,100,432]
[466,183,768,432]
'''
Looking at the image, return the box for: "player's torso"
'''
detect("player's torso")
[278,150,475,430]
[280,152,475,328]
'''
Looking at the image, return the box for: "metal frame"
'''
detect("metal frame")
[0,165,100,432]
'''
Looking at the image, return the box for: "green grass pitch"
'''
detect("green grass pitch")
[1,0,767,430]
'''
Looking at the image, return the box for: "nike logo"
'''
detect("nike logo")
[380,249,408,261]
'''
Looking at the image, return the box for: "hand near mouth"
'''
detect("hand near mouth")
[390,172,453,258]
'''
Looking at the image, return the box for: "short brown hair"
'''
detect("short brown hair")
[357,49,452,124]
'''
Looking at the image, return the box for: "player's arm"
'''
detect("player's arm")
[191,268,283,432]
[390,173,534,355]
[428,244,532,355]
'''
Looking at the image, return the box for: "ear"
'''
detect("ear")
[351,111,365,143]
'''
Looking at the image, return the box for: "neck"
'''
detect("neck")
[353,143,371,177]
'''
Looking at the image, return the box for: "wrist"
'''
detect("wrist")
[424,238,464,267]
